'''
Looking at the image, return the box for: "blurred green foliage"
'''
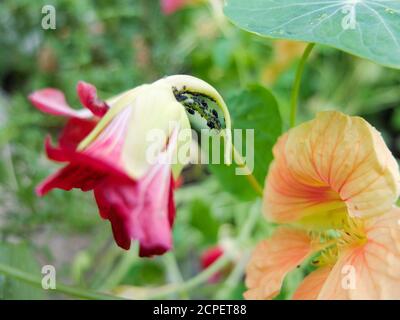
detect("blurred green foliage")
[0,0,399,300]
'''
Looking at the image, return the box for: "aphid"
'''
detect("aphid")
[176,94,188,102]
[173,87,223,131]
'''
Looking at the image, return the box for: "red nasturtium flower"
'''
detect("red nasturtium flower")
[29,75,231,257]
[245,111,400,299]
[201,246,224,283]
[201,246,224,269]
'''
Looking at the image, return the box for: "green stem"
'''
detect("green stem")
[232,146,263,197]
[141,256,231,300]
[163,253,189,299]
[90,242,121,289]
[215,252,250,299]
[4,144,19,191]
[0,262,123,300]
[290,43,315,128]
[141,201,261,300]
[215,201,260,298]
[99,245,138,291]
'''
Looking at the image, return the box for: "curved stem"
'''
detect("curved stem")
[215,202,260,298]
[140,201,261,300]
[232,146,264,196]
[99,246,138,291]
[0,262,123,300]
[290,43,315,128]
[215,251,250,299]
[142,255,231,299]
[164,253,190,299]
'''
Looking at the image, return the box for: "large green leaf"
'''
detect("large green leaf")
[208,84,282,200]
[225,0,400,69]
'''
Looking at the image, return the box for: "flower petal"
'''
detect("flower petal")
[36,107,133,195]
[293,267,332,300]
[264,133,347,228]
[264,111,400,226]
[39,105,133,185]
[121,82,190,179]
[76,81,109,117]
[36,157,107,196]
[93,130,179,256]
[201,246,224,269]
[244,228,314,300]
[82,105,132,171]
[29,88,92,118]
[318,207,400,299]
[58,118,97,151]
[200,246,224,283]
[36,136,127,196]
[94,168,176,256]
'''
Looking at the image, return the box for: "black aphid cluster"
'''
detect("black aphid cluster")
[173,86,222,130]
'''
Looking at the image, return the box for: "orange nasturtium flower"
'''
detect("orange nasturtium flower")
[245,111,400,300]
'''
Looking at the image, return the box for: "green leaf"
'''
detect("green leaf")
[0,243,46,299]
[208,84,282,200]
[224,0,400,69]
[189,199,220,243]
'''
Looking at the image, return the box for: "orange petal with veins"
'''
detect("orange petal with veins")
[318,207,400,299]
[244,228,314,300]
[264,111,400,227]
[293,266,332,300]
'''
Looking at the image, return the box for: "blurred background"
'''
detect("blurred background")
[0,0,399,299]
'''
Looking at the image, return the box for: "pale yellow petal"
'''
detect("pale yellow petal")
[121,81,190,179]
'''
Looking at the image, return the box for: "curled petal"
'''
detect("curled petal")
[77,81,109,117]
[38,113,180,256]
[94,130,179,255]
[82,105,132,170]
[38,142,177,258]
[36,157,107,196]
[244,228,314,300]
[318,207,400,300]
[29,88,92,118]
[264,111,400,226]
[94,165,176,256]
[36,106,134,195]
[36,137,126,196]
[120,83,191,179]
